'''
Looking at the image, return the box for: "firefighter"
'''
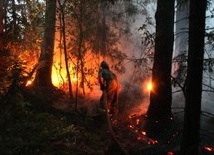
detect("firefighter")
[98,61,119,116]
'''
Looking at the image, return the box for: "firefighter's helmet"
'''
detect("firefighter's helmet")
[100,61,109,69]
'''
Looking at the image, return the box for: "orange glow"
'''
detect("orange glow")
[148,138,158,145]
[51,66,79,87]
[72,76,78,82]
[141,131,146,135]
[136,119,140,125]
[128,115,134,119]
[167,152,174,155]
[51,71,61,87]
[128,125,134,129]
[26,80,33,86]
[147,81,153,92]
[204,146,213,152]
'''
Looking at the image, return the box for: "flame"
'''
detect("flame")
[19,25,103,94]
[51,71,61,87]
[147,81,153,92]
[72,76,78,82]
[51,62,79,88]
[142,79,153,94]
[24,64,78,88]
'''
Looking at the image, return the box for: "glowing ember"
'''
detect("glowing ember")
[136,119,140,125]
[128,125,134,129]
[137,136,142,141]
[141,131,146,135]
[26,80,33,86]
[137,136,146,141]
[128,115,135,119]
[148,138,158,145]
[204,146,213,152]
[167,151,174,155]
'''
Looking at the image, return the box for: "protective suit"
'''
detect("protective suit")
[98,61,119,115]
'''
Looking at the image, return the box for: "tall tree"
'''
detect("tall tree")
[180,0,207,154]
[33,0,57,88]
[146,0,175,119]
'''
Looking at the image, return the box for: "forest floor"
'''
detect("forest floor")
[1,88,214,155]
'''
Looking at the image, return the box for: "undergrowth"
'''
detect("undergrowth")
[0,96,110,155]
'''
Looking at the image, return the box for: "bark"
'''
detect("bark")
[34,0,57,88]
[180,0,207,154]
[146,0,175,120]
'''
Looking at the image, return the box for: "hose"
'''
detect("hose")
[101,90,129,155]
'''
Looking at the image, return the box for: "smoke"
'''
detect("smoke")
[173,1,214,113]
[53,1,157,116]
[110,1,155,116]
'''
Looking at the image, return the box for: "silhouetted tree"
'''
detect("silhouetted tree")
[146,0,175,119]
[33,0,56,88]
[180,0,207,154]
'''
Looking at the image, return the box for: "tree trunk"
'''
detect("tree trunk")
[58,0,73,99]
[34,0,56,88]
[146,0,175,120]
[180,0,207,154]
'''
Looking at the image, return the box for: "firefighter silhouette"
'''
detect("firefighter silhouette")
[98,61,119,115]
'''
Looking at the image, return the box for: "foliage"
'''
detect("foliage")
[1,0,45,92]
[1,0,156,95]
[0,49,35,96]
[0,99,110,155]
[54,0,153,93]
[172,53,188,86]
[0,50,13,94]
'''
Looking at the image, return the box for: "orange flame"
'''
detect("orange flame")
[147,81,153,92]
